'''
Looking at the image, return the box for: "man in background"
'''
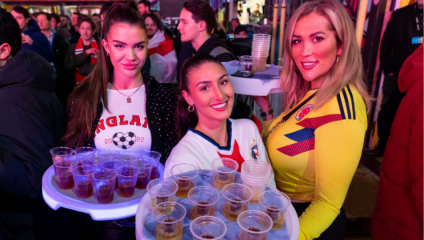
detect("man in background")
[0,9,65,240]
[366,0,423,157]
[11,6,54,62]
[59,14,72,41]
[231,25,251,56]
[144,13,177,84]
[249,3,264,24]
[138,0,151,15]
[37,12,72,109]
[69,12,80,39]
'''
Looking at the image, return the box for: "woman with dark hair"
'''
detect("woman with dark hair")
[163,55,275,189]
[64,2,178,238]
[65,16,99,84]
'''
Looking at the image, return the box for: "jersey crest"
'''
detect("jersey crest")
[296,104,314,121]
[250,139,259,159]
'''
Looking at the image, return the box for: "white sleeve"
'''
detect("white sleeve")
[164,142,203,178]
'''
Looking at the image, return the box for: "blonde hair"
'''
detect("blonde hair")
[280,0,371,111]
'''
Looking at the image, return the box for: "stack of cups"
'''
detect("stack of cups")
[251,34,271,72]
[240,160,272,204]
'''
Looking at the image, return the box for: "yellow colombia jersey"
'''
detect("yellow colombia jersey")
[263,85,367,240]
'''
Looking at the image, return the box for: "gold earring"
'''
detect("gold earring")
[336,55,340,62]
[188,105,195,112]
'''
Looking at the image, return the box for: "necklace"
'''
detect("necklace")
[111,83,143,103]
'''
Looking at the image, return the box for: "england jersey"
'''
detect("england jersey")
[164,119,276,188]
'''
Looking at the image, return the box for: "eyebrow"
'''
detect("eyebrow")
[292,31,326,38]
[195,74,228,87]
[112,40,146,45]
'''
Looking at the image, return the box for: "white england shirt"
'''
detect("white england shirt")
[94,85,152,153]
[164,119,276,188]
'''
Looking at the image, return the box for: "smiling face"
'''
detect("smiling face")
[79,21,94,41]
[145,16,158,39]
[177,8,201,43]
[183,62,234,125]
[102,23,147,80]
[291,12,341,89]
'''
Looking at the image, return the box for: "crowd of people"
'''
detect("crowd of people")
[0,0,422,240]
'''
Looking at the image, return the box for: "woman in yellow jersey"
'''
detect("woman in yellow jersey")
[254,0,371,239]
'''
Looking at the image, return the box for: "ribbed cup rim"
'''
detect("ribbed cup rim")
[237,210,273,234]
[190,216,227,240]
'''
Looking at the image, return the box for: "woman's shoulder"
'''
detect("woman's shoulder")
[229,118,258,129]
[324,84,367,125]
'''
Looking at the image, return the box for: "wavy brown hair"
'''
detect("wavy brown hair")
[280,0,371,111]
[64,1,146,147]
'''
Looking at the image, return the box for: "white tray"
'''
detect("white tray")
[42,164,165,221]
[135,188,299,240]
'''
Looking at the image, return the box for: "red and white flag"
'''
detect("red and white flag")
[148,30,177,84]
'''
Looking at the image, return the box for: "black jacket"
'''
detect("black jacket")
[53,32,70,77]
[22,19,54,62]
[0,50,65,211]
[177,35,235,80]
[231,38,253,57]
[380,4,423,76]
[79,73,178,164]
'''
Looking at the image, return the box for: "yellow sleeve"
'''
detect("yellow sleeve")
[298,120,366,240]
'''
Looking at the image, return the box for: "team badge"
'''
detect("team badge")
[250,139,259,159]
[296,104,314,121]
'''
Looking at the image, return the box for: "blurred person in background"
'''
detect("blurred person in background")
[50,13,61,31]
[100,2,114,30]
[365,0,423,157]
[92,13,101,37]
[371,45,423,240]
[228,17,240,34]
[249,3,264,24]
[0,8,65,240]
[138,0,151,15]
[231,25,252,57]
[11,6,54,62]
[143,13,177,84]
[59,15,73,41]
[65,16,99,84]
[37,12,73,109]
[70,12,80,39]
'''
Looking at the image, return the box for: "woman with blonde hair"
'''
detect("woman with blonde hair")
[254,0,371,239]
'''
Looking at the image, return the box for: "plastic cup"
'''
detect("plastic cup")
[190,216,227,240]
[188,186,220,220]
[92,170,117,204]
[211,158,239,190]
[278,58,284,76]
[72,164,94,199]
[142,151,161,180]
[221,183,253,222]
[147,179,178,210]
[98,149,120,161]
[74,147,96,163]
[119,151,140,162]
[170,163,198,198]
[135,159,153,190]
[237,210,273,240]
[240,55,253,72]
[252,57,267,72]
[241,160,272,204]
[116,165,139,198]
[54,161,77,190]
[50,147,74,174]
[152,202,186,240]
[258,190,290,230]
[102,159,124,189]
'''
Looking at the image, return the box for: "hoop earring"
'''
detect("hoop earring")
[336,55,340,62]
[188,105,195,112]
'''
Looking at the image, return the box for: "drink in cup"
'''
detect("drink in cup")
[211,158,239,190]
[221,183,252,222]
[135,159,153,190]
[93,170,117,204]
[117,165,139,198]
[258,190,290,230]
[278,58,284,76]
[240,160,272,204]
[170,163,198,198]
[72,165,94,199]
[240,55,253,72]
[74,147,96,164]
[147,179,178,210]
[188,186,219,220]
[237,210,273,240]
[98,149,120,161]
[190,216,227,240]
[153,202,186,240]
[141,151,161,180]
[50,147,74,175]
[102,159,123,189]
[54,161,76,190]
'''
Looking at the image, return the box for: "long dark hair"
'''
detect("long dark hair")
[175,55,223,140]
[64,1,146,147]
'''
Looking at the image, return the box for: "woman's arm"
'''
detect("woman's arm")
[64,44,90,70]
[298,120,366,240]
